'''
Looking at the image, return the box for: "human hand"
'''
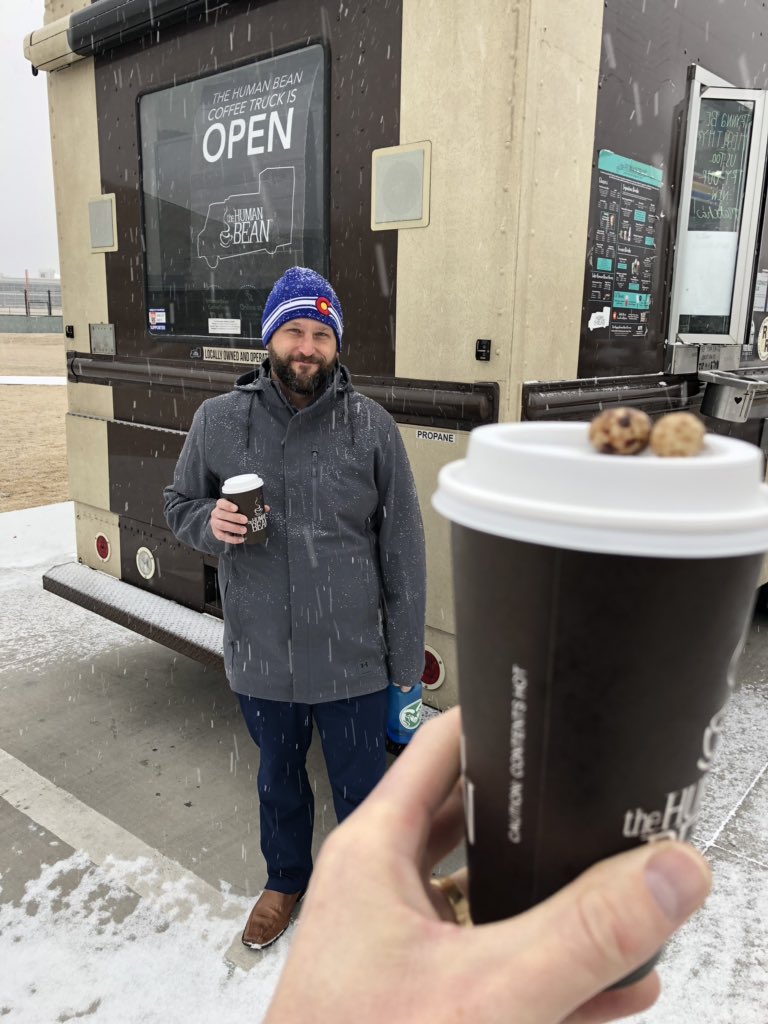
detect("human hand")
[210,498,247,543]
[264,707,712,1024]
[210,498,270,543]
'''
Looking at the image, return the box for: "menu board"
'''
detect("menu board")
[688,98,752,233]
[676,97,754,337]
[587,152,662,340]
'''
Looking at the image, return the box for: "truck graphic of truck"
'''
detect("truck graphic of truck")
[196,167,295,269]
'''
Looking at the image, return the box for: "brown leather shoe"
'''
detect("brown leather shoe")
[241,889,305,950]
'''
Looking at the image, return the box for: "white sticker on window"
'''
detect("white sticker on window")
[208,318,242,335]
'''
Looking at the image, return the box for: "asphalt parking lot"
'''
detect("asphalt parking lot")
[1,504,766,1022]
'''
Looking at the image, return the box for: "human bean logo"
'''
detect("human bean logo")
[621,701,728,843]
[196,167,295,269]
[697,707,726,772]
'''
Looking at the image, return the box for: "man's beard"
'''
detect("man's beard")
[269,349,336,397]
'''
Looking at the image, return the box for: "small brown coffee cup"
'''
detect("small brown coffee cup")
[221,473,267,545]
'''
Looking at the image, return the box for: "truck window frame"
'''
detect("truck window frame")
[666,65,768,365]
[136,42,330,347]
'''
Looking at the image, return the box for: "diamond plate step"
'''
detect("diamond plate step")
[42,561,224,668]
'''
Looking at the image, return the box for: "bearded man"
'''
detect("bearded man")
[164,266,426,949]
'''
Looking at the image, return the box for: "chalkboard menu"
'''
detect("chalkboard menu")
[677,97,754,337]
[140,45,327,342]
[688,98,753,232]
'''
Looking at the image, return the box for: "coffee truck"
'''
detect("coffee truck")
[25,0,768,708]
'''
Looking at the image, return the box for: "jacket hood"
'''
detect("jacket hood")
[234,358,355,449]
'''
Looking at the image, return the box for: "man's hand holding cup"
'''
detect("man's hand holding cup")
[214,474,270,545]
[211,498,249,544]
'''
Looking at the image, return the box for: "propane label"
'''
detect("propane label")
[416,429,456,444]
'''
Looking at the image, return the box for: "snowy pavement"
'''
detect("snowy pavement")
[0,503,307,1022]
[1,503,767,1022]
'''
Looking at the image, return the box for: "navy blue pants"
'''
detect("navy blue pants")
[238,689,388,894]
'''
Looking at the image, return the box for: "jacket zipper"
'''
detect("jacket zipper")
[311,450,319,522]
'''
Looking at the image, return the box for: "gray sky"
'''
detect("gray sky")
[0,1,59,278]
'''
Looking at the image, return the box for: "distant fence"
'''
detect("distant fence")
[0,314,64,334]
[0,279,62,318]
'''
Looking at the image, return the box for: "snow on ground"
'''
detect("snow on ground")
[626,849,768,1023]
[0,501,77,571]
[0,503,140,674]
[0,852,291,1024]
[1,502,766,1022]
[0,502,293,1022]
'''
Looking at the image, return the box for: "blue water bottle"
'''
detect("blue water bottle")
[386,682,423,754]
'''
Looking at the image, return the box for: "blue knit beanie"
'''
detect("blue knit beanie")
[261,267,344,350]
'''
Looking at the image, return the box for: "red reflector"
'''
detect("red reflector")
[422,650,441,687]
[95,534,110,561]
[422,645,446,690]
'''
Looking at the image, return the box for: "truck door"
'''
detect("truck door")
[667,69,768,373]
[666,67,768,426]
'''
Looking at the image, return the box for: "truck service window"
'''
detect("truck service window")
[139,45,327,342]
[677,97,754,338]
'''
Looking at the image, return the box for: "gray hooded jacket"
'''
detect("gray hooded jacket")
[163,361,427,703]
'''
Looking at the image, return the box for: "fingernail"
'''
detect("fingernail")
[645,846,711,922]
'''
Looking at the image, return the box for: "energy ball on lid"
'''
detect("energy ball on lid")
[650,412,706,457]
[588,407,652,455]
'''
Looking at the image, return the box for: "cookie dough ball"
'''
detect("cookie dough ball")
[589,407,652,455]
[650,412,706,457]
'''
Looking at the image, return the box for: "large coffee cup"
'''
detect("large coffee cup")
[433,421,768,983]
[221,473,267,545]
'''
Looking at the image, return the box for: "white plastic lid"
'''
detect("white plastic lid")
[221,473,263,494]
[432,422,768,557]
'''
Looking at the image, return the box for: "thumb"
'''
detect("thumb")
[475,841,711,1021]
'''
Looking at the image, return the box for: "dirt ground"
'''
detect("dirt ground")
[0,334,69,514]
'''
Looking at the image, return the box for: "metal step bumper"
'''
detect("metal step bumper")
[42,561,224,669]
